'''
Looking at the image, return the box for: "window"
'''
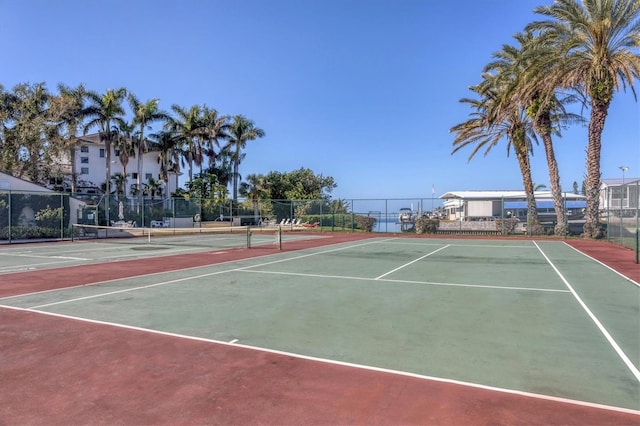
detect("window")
[145,173,152,180]
[80,146,89,153]
[99,148,105,158]
[115,149,120,156]
[132,173,138,179]
[81,157,89,164]
[81,167,89,174]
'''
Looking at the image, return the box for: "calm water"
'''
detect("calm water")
[372,217,411,233]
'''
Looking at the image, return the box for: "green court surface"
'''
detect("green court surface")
[0,228,302,274]
[1,237,638,411]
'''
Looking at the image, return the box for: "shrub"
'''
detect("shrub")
[415,218,439,234]
[35,205,63,228]
[354,215,377,232]
[495,218,519,234]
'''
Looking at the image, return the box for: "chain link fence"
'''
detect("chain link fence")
[1,189,638,262]
[601,180,639,253]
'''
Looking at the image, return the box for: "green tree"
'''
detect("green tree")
[149,129,180,193]
[166,104,206,184]
[52,83,87,193]
[9,83,55,182]
[240,173,270,220]
[527,0,640,238]
[201,106,229,173]
[0,85,20,175]
[451,77,543,234]
[113,120,136,194]
[83,88,128,225]
[500,32,583,235]
[129,95,170,202]
[225,115,265,201]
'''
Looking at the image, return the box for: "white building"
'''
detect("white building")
[599,178,639,214]
[50,133,180,198]
[440,190,587,221]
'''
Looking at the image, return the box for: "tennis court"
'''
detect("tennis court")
[1,233,639,425]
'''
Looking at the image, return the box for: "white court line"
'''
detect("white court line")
[534,241,640,383]
[242,269,571,293]
[375,244,450,280]
[563,241,640,287]
[386,241,537,249]
[0,252,87,260]
[22,239,390,309]
[2,304,637,416]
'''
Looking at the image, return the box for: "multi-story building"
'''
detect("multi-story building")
[49,133,180,198]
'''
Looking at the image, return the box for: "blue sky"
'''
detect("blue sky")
[1,0,638,200]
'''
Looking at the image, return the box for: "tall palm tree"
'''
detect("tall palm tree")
[201,106,229,173]
[225,115,265,201]
[527,0,640,238]
[83,88,128,224]
[451,77,543,234]
[487,31,583,236]
[128,94,170,203]
[165,104,206,184]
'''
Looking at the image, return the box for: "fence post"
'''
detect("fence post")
[8,190,11,243]
[60,193,64,240]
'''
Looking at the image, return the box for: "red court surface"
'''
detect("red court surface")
[1,234,638,425]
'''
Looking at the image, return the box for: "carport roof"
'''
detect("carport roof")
[439,190,587,201]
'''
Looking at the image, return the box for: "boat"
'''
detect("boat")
[398,208,413,223]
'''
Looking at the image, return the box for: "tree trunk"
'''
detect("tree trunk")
[515,144,542,235]
[582,101,609,239]
[536,113,567,236]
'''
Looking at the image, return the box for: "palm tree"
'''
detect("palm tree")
[487,31,583,236]
[239,173,270,220]
[113,120,136,193]
[165,104,206,184]
[149,129,180,195]
[451,77,543,234]
[225,115,265,201]
[128,94,170,204]
[527,0,640,238]
[111,172,128,200]
[83,88,128,225]
[201,106,229,172]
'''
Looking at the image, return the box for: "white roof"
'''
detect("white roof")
[440,190,586,200]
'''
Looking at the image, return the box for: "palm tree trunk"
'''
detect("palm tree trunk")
[583,101,609,239]
[515,146,542,235]
[233,157,239,201]
[536,114,567,236]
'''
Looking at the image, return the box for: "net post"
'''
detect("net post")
[277,226,282,250]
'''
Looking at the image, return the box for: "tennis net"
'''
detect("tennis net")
[71,223,283,250]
